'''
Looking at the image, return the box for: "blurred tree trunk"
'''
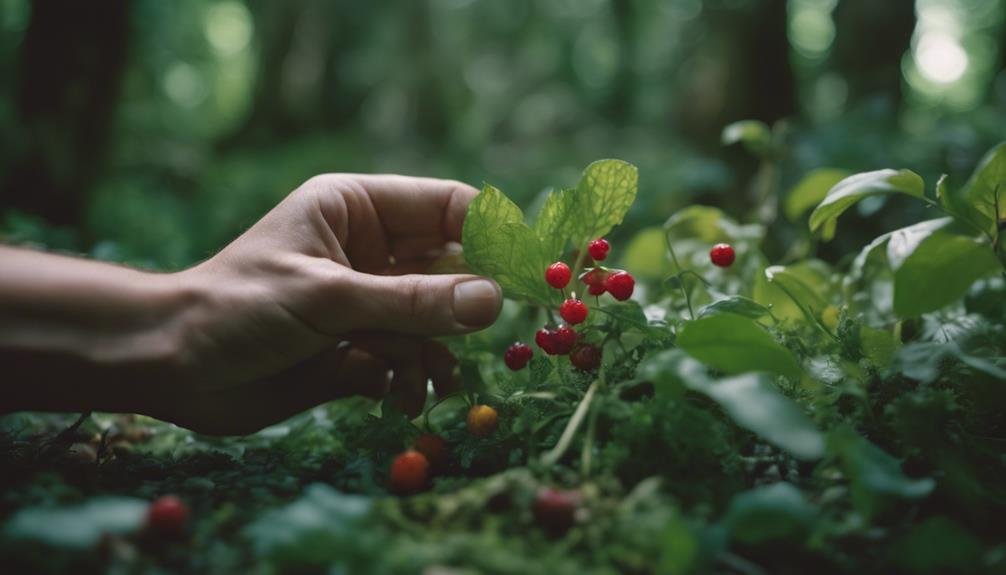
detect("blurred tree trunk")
[675,0,795,149]
[2,0,131,226]
[219,0,305,149]
[831,0,916,106]
[607,0,636,123]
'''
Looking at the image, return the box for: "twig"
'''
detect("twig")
[541,379,600,466]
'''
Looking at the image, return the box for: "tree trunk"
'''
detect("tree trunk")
[2,0,131,226]
[831,0,916,106]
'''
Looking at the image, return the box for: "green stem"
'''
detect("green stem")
[580,398,600,477]
[541,378,600,466]
[770,279,839,342]
[664,232,695,320]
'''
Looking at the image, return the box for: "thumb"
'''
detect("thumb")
[337,270,502,336]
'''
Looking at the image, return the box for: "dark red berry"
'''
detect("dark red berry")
[390,450,430,494]
[147,495,189,536]
[710,243,735,267]
[587,282,606,296]
[552,325,578,355]
[504,342,533,370]
[587,238,610,261]
[559,299,588,325]
[533,488,580,536]
[570,344,602,371]
[536,328,557,354]
[580,267,607,287]
[604,271,635,301]
[413,433,447,469]
[545,262,572,289]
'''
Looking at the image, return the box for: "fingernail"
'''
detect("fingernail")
[453,279,501,327]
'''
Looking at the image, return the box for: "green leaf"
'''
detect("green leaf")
[893,231,1001,317]
[5,497,148,549]
[724,482,817,544]
[784,168,850,222]
[462,185,551,304]
[573,159,639,242]
[622,226,672,280]
[533,160,637,262]
[698,296,771,320]
[721,120,772,157]
[677,315,801,378]
[692,373,825,459]
[636,349,708,399]
[246,484,373,568]
[890,517,984,575]
[534,187,579,261]
[959,141,1006,235]
[828,427,935,519]
[757,262,831,324]
[808,169,925,240]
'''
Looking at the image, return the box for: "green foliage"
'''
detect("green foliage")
[809,169,925,240]
[676,314,801,378]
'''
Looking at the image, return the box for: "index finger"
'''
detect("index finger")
[340,174,479,243]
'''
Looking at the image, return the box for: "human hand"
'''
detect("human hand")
[151,175,501,434]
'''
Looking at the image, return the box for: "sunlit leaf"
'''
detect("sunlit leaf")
[677,314,801,378]
[809,169,925,240]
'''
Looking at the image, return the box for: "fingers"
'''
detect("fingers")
[336,270,501,337]
[352,335,460,419]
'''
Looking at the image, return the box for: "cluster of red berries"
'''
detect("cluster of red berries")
[390,404,499,495]
[505,238,636,374]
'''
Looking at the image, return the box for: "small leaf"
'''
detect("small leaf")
[893,231,1001,317]
[677,315,801,378]
[784,168,850,222]
[698,296,771,319]
[724,482,817,544]
[573,159,639,242]
[692,373,825,459]
[959,141,1006,235]
[828,427,935,519]
[462,185,551,304]
[722,120,772,157]
[809,169,925,240]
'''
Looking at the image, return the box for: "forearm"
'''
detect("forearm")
[0,246,195,414]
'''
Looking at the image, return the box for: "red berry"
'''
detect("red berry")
[413,433,447,469]
[559,299,588,325]
[552,325,578,355]
[604,271,635,301]
[390,450,430,494]
[146,495,189,536]
[570,344,602,371]
[504,342,533,370]
[587,283,606,296]
[580,267,607,287]
[536,328,557,354]
[545,262,571,289]
[467,404,498,437]
[710,243,736,267]
[587,238,610,261]
[533,488,580,536]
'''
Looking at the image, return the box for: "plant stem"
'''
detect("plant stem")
[664,232,695,320]
[541,378,600,466]
[580,397,600,477]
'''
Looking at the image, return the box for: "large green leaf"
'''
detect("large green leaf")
[724,482,817,544]
[698,296,771,320]
[534,160,637,261]
[809,169,924,240]
[893,231,1001,317]
[784,168,849,222]
[463,185,552,304]
[959,141,1006,235]
[677,314,801,379]
[828,427,935,519]
[694,373,825,459]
